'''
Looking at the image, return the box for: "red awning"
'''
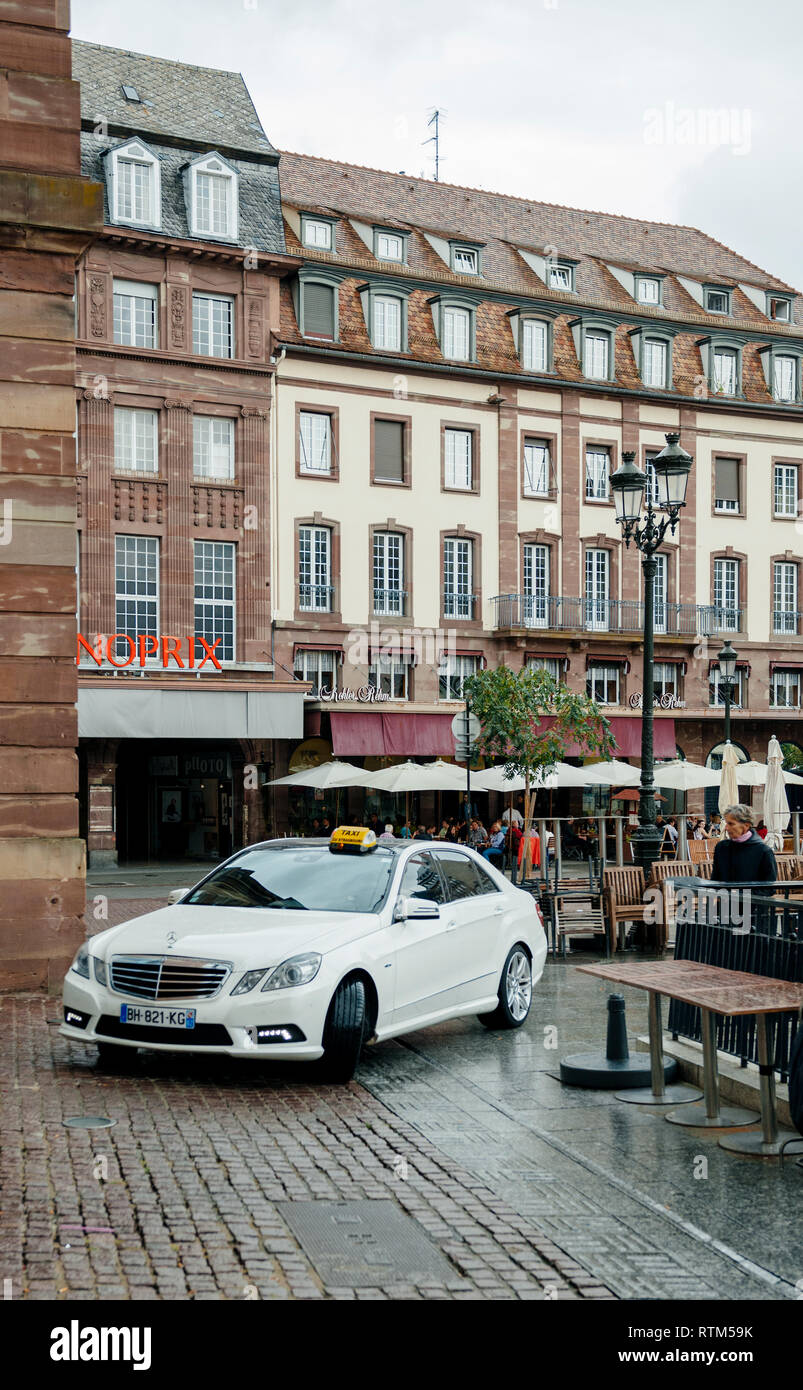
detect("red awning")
[538,715,676,759]
[330,711,456,757]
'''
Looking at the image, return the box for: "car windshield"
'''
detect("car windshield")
[183,846,396,914]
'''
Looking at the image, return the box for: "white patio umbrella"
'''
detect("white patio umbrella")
[735,760,803,788]
[267,759,374,789]
[718,742,741,817]
[366,759,469,792]
[763,737,791,852]
[581,759,642,786]
[651,759,722,791]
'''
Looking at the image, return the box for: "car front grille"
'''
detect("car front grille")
[97,1016,232,1046]
[109,955,231,1001]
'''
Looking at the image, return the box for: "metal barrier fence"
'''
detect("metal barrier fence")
[668,879,803,1081]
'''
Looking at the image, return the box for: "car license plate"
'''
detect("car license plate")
[119,1004,196,1029]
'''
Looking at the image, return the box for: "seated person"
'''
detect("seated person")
[482,821,507,866]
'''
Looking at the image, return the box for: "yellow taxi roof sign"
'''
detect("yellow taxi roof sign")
[329,826,378,854]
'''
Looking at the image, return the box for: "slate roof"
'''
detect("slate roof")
[73,40,276,157]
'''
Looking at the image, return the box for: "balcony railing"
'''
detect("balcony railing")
[444,591,477,620]
[492,594,743,637]
[299,584,335,613]
[772,610,802,637]
[373,588,408,617]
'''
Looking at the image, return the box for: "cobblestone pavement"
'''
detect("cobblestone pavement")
[6,896,800,1302]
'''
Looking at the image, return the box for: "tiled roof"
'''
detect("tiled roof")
[72,40,276,158]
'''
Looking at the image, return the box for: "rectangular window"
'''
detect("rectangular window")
[706,289,729,314]
[299,411,332,475]
[114,406,158,473]
[192,293,233,358]
[770,297,791,322]
[525,656,562,681]
[452,247,478,274]
[194,541,235,663]
[373,418,405,483]
[713,348,737,394]
[294,649,338,697]
[522,543,549,628]
[644,450,661,506]
[713,557,739,631]
[368,654,409,699]
[114,535,158,658]
[653,661,680,700]
[587,663,620,705]
[637,277,660,305]
[584,548,609,631]
[444,537,473,619]
[193,416,234,481]
[548,263,571,290]
[709,667,744,708]
[196,172,230,237]
[774,464,798,518]
[523,438,550,495]
[585,332,610,380]
[653,552,667,634]
[714,457,740,512]
[373,532,404,616]
[521,319,548,371]
[303,282,335,339]
[302,218,332,249]
[299,525,332,612]
[774,355,796,402]
[585,445,610,500]
[773,561,798,634]
[770,670,801,708]
[442,305,470,360]
[376,231,403,261]
[642,338,667,388]
[444,427,473,489]
[113,280,158,348]
[438,654,479,700]
[118,158,151,223]
[373,295,401,350]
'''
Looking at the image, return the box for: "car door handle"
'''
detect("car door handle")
[445,917,457,930]
[492,905,504,916]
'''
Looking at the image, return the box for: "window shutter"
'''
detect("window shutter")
[374,420,405,481]
[304,283,335,337]
[715,457,739,503]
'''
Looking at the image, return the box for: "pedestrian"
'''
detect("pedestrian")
[501,800,524,828]
[378,823,395,841]
[712,804,777,883]
[756,819,768,840]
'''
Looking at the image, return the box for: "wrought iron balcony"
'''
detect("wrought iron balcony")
[443,591,477,620]
[492,594,743,637]
[299,584,335,613]
[772,610,802,637]
[373,588,408,617]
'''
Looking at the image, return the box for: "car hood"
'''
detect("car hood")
[89,904,381,966]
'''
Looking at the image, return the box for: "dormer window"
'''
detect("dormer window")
[374,229,405,262]
[768,295,792,322]
[635,276,661,306]
[548,261,574,291]
[301,215,334,250]
[187,153,238,241]
[429,293,478,363]
[107,140,161,230]
[452,245,479,275]
[705,286,732,315]
[712,346,738,394]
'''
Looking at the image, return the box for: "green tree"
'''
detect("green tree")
[781,741,803,770]
[463,664,615,834]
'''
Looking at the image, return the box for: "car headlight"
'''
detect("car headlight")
[93,957,107,987]
[231,968,269,996]
[70,944,90,980]
[261,953,322,991]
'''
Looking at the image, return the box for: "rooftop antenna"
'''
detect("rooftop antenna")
[423,108,446,181]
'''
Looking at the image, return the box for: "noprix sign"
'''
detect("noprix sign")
[77,633,223,669]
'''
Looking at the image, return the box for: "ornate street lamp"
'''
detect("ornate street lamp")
[716,639,738,743]
[610,432,693,877]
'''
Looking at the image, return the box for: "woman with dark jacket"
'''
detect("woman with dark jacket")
[712,805,777,883]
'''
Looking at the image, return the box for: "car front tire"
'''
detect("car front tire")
[478,944,533,1030]
[318,978,367,1082]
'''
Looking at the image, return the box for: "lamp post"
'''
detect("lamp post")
[610,433,693,878]
[716,639,738,744]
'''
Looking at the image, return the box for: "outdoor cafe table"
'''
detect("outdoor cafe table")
[577,960,803,1156]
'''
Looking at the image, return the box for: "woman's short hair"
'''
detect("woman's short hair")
[723,804,754,826]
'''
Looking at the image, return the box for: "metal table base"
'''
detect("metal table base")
[666,1007,759,1128]
[616,991,702,1106]
[719,1015,796,1157]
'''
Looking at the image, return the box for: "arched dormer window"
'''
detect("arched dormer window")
[106,139,161,230]
[185,152,239,242]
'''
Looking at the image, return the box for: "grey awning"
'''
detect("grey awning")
[78,687,304,740]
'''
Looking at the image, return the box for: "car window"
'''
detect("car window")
[434,850,481,901]
[184,846,395,913]
[470,858,503,896]
[398,852,447,904]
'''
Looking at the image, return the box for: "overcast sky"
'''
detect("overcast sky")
[72,0,803,290]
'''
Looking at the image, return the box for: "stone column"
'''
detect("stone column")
[81,389,114,640]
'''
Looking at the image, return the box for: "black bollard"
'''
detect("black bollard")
[560,991,678,1089]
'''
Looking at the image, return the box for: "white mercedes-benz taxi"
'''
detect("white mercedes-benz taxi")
[62,827,547,1081]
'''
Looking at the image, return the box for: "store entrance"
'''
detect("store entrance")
[117,744,234,863]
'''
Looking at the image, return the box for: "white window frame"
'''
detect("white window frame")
[113,279,158,348]
[193,540,235,663]
[774,464,798,518]
[525,656,562,681]
[769,297,792,323]
[523,438,551,496]
[294,648,339,696]
[653,552,667,634]
[114,535,159,659]
[653,661,680,700]
[192,292,234,359]
[773,355,797,403]
[585,548,610,631]
[584,330,610,380]
[368,654,410,699]
[438,653,479,700]
[444,427,473,490]
[299,525,332,612]
[773,561,798,634]
[714,457,741,513]
[373,531,405,616]
[709,667,744,708]
[585,446,610,501]
[636,277,660,305]
[587,662,620,706]
[770,669,801,709]
[108,141,161,230]
[375,230,404,262]
[442,305,471,361]
[373,294,402,351]
[299,411,332,475]
[712,347,737,395]
[713,557,739,631]
[523,543,549,628]
[443,537,473,619]
[302,218,332,249]
[548,262,572,290]
[193,415,235,481]
[114,406,158,474]
[521,318,548,372]
[452,246,478,275]
[642,337,667,388]
[706,288,730,314]
[188,154,238,241]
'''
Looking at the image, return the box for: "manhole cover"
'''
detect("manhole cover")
[62,1116,117,1129]
[276,1200,456,1288]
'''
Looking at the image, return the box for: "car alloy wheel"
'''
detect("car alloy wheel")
[505,949,532,1021]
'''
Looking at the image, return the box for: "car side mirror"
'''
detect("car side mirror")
[394,895,440,922]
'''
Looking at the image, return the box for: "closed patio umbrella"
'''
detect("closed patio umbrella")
[763,737,791,852]
[718,743,741,817]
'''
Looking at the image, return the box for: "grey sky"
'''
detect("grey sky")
[72,0,803,290]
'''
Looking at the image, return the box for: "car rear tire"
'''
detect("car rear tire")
[478,945,532,1030]
[319,978,367,1082]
